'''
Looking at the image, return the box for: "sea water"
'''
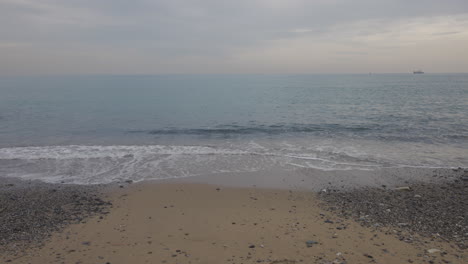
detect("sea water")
[0,74,467,184]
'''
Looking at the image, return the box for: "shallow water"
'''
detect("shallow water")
[0,74,467,184]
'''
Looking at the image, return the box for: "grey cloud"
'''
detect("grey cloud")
[1,0,468,74]
[432,31,461,35]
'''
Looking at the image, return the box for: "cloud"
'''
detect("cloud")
[1,0,468,74]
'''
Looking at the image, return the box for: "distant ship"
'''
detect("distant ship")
[413,70,424,74]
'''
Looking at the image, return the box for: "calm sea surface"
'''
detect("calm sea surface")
[0,74,467,184]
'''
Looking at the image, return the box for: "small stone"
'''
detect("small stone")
[249,245,255,248]
[306,240,319,247]
[395,186,411,191]
[427,249,440,254]
[414,194,422,198]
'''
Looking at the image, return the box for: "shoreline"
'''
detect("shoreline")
[1,170,467,263]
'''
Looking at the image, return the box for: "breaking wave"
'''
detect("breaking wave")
[0,142,464,185]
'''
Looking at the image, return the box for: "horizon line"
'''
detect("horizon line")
[1,72,468,78]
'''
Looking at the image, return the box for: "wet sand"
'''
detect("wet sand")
[2,179,466,264]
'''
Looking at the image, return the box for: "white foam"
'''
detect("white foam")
[0,145,250,160]
[0,142,464,185]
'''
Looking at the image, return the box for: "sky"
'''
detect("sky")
[1,0,468,75]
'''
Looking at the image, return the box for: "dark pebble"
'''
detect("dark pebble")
[0,178,111,255]
[319,173,468,250]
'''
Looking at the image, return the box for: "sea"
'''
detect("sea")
[0,74,467,185]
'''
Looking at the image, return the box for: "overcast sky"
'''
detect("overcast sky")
[1,0,468,75]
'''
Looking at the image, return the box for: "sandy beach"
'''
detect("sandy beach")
[2,174,467,264]
[2,1,468,263]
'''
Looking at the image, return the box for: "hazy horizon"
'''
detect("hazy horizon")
[1,0,468,75]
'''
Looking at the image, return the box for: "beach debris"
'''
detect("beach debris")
[249,245,256,248]
[395,186,411,191]
[427,248,440,254]
[414,194,422,198]
[305,240,318,247]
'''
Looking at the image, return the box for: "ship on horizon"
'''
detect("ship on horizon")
[413,70,424,74]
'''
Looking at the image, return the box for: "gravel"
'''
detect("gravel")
[0,178,111,254]
[319,169,468,249]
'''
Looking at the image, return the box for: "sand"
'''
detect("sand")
[3,182,465,264]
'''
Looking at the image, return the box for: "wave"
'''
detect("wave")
[129,124,377,136]
[0,145,249,160]
[0,144,383,185]
[127,124,468,144]
[0,143,464,185]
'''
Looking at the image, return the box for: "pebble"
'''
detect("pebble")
[395,186,411,191]
[0,179,111,254]
[319,177,468,249]
[306,240,319,247]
